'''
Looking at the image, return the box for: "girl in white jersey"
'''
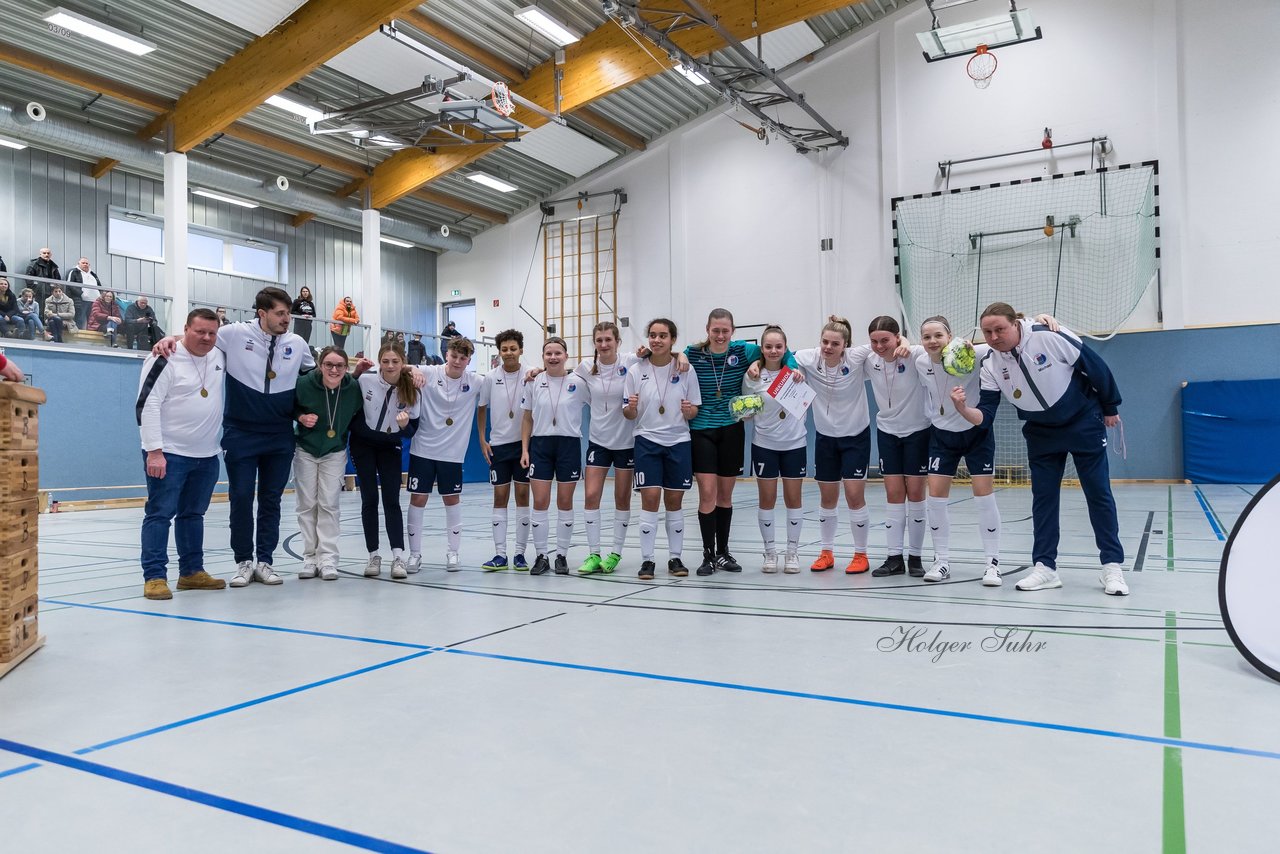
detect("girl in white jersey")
[623,318,701,580]
[521,337,586,575]
[742,326,807,573]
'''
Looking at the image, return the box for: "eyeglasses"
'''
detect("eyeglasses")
[321,362,347,370]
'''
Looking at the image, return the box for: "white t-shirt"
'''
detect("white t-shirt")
[410,365,480,463]
[137,344,225,458]
[865,345,931,437]
[794,345,871,438]
[478,363,530,446]
[742,368,808,451]
[915,344,991,433]
[356,372,420,437]
[573,354,639,450]
[521,371,586,437]
[623,358,702,447]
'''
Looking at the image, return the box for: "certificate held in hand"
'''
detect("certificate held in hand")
[766,367,816,419]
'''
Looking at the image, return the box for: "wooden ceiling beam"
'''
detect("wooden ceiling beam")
[292,212,316,228]
[369,146,496,210]
[0,42,168,112]
[90,158,119,179]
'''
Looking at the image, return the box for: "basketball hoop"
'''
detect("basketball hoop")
[966,45,997,89]
[490,82,515,117]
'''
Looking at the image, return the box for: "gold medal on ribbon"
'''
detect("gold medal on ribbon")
[326,429,336,438]
[508,410,514,418]
[268,370,277,380]
[659,406,666,415]
[200,388,208,398]
[446,417,455,426]
[1013,388,1022,399]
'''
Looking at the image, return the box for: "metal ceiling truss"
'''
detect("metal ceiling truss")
[603,0,848,153]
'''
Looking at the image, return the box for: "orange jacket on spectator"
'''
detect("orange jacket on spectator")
[330,299,359,335]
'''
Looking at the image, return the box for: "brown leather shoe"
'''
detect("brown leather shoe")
[144,579,173,600]
[177,570,226,591]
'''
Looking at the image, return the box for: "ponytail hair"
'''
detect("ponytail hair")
[921,315,952,335]
[590,321,621,375]
[867,315,900,336]
[542,336,569,360]
[980,302,1024,323]
[822,315,852,347]
[754,324,789,369]
[694,307,735,351]
[646,317,678,342]
[377,343,418,408]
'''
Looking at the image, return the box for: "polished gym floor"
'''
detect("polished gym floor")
[2,482,1275,852]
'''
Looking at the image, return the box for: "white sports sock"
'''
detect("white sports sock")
[392,547,403,559]
[639,510,659,561]
[819,507,837,550]
[557,509,574,557]
[612,510,631,554]
[850,506,870,552]
[975,493,1001,562]
[515,506,531,553]
[531,508,549,555]
[758,508,776,552]
[492,507,508,556]
[407,504,424,556]
[787,508,804,551]
[665,511,684,559]
[907,499,927,556]
[446,503,463,554]
[885,502,906,555]
[926,496,950,563]
[584,508,601,554]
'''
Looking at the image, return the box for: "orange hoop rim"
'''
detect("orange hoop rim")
[966,45,997,81]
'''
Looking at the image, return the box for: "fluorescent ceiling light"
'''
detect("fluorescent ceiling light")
[466,172,519,193]
[0,135,28,150]
[265,94,325,125]
[43,7,156,56]
[380,236,414,248]
[192,189,259,209]
[672,65,709,85]
[514,6,580,46]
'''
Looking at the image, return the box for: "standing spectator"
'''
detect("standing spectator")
[43,283,76,342]
[124,296,164,349]
[291,286,317,343]
[0,279,20,337]
[135,308,229,601]
[15,288,45,340]
[66,257,100,329]
[24,247,60,306]
[330,296,359,349]
[439,320,461,357]
[406,332,426,366]
[89,290,125,347]
[215,306,231,326]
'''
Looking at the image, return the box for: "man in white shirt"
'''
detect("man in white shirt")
[66,257,101,329]
[135,308,227,600]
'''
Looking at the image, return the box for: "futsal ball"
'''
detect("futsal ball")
[730,394,764,420]
[942,339,977,377]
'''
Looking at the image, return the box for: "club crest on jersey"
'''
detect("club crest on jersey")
[567,384,576,392]
[618,366,627,376]
[896,362,906,373]
[727,354,739,366]
[1034,353,1048,366]
[670,375,681,384]
[462,384,470,392]
[282,347,293,359]
[841,366,850,375]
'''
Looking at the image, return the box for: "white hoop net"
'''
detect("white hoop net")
[491,82,515,117]
[967,47,997,89]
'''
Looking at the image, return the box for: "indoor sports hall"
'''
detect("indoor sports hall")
[0,1,1277,852]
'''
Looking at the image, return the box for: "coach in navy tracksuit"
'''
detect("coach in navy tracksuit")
[952,302,1129,596]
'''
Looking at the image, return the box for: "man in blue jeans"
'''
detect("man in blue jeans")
[136,308,227,600]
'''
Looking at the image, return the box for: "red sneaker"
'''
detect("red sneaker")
[845,553,870,574]
[810,550,835,572]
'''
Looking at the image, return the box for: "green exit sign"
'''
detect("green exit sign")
[450,289,461,297]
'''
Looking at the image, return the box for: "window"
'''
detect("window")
[108,213,163,260]
[107,207,285,282]
[187,231,224,270]
[231,243,279,280]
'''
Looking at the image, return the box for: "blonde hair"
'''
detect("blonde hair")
[590,321,621,375]
[377,343,418,407]
[694,308,734,351]
[822,315,852,347]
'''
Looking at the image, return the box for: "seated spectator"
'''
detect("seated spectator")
[66,257,100,328]
[43,284,76,343]
[25,248,61,306]
[89,290,125,347]
[125,296,164,349]
[407,332,426,366]
[215,306,231,326]
[15,288,45,340]
[0,278,20,337]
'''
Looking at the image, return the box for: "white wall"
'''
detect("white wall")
[441,0,1280,350]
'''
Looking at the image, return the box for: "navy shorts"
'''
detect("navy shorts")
[528,435,582,482]
[814,429,870,482]
[489,440,529,486]
[691,422,745,477]
[633,435,693,491]
[751,444,807,480]
[408,455,463,496]
[879,428,932,477]
[586,441,635,471]
[928,425,996,478]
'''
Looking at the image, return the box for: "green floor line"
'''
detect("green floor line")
[1164,610,1187,854]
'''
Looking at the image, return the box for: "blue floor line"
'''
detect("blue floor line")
[0,737,432,854]
[1192,487,1226,541]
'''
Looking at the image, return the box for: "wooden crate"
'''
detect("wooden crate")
[1,595,37,661]
[0,547,37,608]
[0,450,39,503]
[0,383,45,451]
[0,498,39,554]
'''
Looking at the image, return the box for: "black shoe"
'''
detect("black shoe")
[871,554,906,577]
[531,554,551,575]
[667,558,688,577]
[638,561,656,580]
[553,555,569,574]
[716,552,742,573]
[696,550,717,576]
[907,555,925,577]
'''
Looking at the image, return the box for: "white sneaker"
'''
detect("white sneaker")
[445,552,460,572]
[319,564,338,581]
[254,562,283,585]
[1016,563,1062,591]
[982,560,1002,587]
[298,562,319,579]
[364,555,382,577]
[407,553,423,574]
[923,562,950,582]
[390,557,408,579]
[762,552,778,573]
[784,552,800,574]
[229,560,254,588]
[1102,563,1129,596]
